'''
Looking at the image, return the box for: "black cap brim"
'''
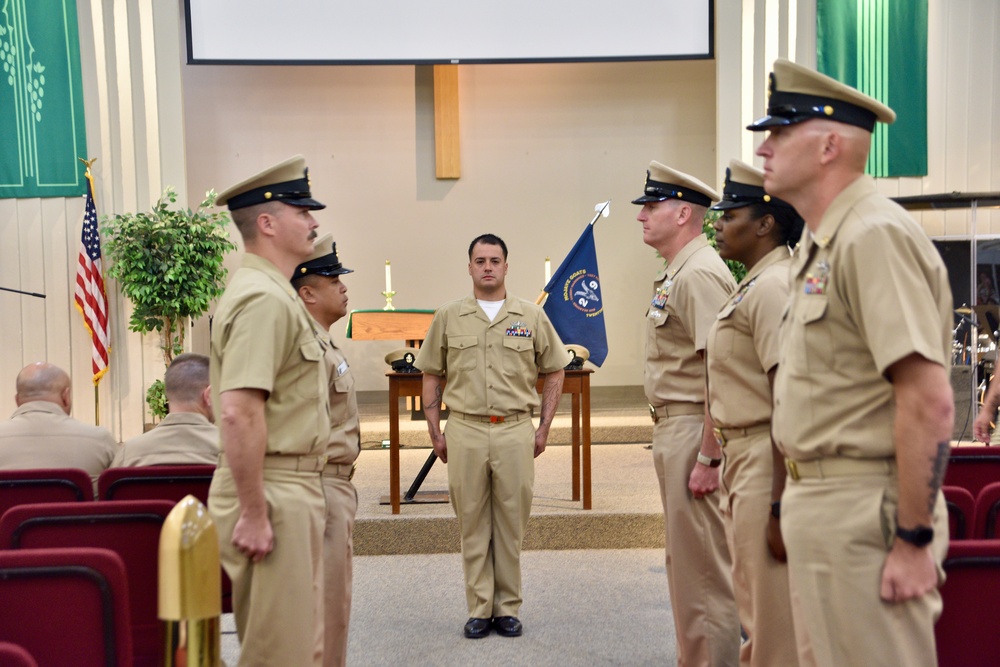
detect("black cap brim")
[709,199,754,211]
[746,113,810,131]
[284,196,327,211]
[312,267,353,277]
[631,194,670,205]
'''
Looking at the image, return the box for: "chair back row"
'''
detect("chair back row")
[936,539,1000,667]
[944,481,1000,540]
[944,446,1000,499]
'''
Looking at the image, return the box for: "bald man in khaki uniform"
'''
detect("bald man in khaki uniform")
[111,353,218,468]
[0,362,117,493]
[706,160,804,667]
[634,162,740,667]
[208,156,332,667]
[293,235,360,667]
[417,233,570,640]
[750,60,953,666]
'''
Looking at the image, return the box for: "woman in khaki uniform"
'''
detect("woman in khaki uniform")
[705,159,803,667]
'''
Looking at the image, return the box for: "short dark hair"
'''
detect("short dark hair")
[164,353,210,404]
[468,233,508,260]
[747,202,804,248]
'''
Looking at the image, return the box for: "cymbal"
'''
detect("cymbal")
[956,307,973,315]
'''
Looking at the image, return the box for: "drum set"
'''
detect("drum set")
[954,306,999,404]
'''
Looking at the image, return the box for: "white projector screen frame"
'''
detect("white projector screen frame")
[185,0,713,65]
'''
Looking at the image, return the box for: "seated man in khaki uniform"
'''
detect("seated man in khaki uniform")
[111,353,218,467]
[0,362,117,492]
[208,155,332,667]
[292,235,360,667]
[750,60,953,666]
[416,233,570,640]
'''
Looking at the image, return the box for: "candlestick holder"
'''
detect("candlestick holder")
[381,290,396,311]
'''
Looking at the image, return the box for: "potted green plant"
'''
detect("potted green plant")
[101,187,236,420]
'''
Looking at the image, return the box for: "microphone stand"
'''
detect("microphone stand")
[0,286,46,298]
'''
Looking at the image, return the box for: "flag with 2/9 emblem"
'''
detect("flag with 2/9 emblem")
[542,224,608,366]
[74,173,110,385]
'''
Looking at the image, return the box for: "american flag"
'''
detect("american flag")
[74,175,110,385]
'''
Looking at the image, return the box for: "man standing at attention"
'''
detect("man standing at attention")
[634,161,740,666]
[111,353,218,467]
[750,59,953,666]
[292,234,360,667]
[416,234,569,640]
[209,155,332,666]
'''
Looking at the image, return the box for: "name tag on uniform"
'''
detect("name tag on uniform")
[336,359,349,377]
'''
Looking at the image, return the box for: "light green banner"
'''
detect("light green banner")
[0,0,88,198]
[817,0,928,177]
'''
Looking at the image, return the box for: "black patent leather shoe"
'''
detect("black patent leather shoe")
[492,616,523,637]
[463,617,492,639]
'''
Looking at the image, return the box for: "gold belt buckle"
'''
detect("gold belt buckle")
[648,404,659,424]
[713,427,726,447]
[785,459,800,481]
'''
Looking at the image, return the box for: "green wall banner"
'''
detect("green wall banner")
[0,0,88,198]
[817,0,928,177]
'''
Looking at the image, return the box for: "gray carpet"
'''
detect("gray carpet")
[223,548,678,666]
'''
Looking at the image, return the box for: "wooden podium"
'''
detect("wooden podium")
[345,309,435,345]
[384,369,593,514]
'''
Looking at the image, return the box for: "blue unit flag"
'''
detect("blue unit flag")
[542,223,608,367]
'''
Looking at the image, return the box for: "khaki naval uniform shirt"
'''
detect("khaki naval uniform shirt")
[208,253,330,667]
[646,234,738,405]
[415,295,570,413]
[319,329,360,467]
[210,254,331,456]
[111,412,218,467]
[773,176,952,460]
[707,245,790,429]
[0,401,118,491]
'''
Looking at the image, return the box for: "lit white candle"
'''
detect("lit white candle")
[385,260,392,293]
[544,257,551,283]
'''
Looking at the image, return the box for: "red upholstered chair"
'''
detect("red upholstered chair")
[0,547,133,667]
[0,468,94,519]
[942,486,976,540]
[0,500,175,667]
[935,540,1000,667]
[973,481,1000,539]
[943,451,1000,498]
[98,465,216,504]
[0,642,39,667]
[96,467,232,614]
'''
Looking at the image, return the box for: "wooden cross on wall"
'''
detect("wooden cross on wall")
[433,64,460,179]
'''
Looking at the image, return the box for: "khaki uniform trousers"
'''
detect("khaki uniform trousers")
[652,414,740,667]
[781,470,948,667]
[209,468,326,667]
[445,416,534,619]
[321,469,358,667]
[719,428,799,667]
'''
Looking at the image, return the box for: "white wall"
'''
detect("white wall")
[181,59,718,393]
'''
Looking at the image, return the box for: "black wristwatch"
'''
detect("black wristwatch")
[770,501,781,519]
[895,525,934,547]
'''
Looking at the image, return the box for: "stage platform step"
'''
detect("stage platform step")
[352,443,665,556]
